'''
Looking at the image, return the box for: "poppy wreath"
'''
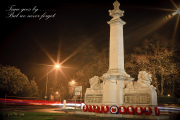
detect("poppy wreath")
[99,105,104,113]
[95,105,100,113]
[127,106,135,115]
[110,105,119,114]
[91,105,96,112]
[119,106,127,114]
[143,106,152,115]
[103,105,109,114]
[83,104,88,112]
[154,107,160,116]
[135,106,143,115]
[87,105,92,112]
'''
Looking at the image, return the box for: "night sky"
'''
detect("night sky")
[1,0,180,89]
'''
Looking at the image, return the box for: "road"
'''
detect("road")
[0,105,75,113]
[0,105,180,120]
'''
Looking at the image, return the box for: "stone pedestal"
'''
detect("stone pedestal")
[85,88,103,106]
[103,80,117,105]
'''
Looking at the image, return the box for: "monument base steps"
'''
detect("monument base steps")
[75,111,169,120]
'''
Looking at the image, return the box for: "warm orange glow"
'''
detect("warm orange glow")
[56,92,58,94]
[55,64,60,68]
[167,94,170,97]
[71,80,75,84]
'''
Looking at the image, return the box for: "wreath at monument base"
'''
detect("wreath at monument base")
[95,105,100,113]
[135,106,143,115]
[83,105,160,116]
[99,105,104,113]
[87,105,92,112]
[143,106,152,115]
[83,104,88,112]
[91,105,96,112]
[127,106,135,115]
[103,105,109,114]
[154,107,160,116]
[110,105,119,114]
[119,106,127,114]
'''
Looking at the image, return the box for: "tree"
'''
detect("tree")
[0,64,29,97]
[75,48,109,96]
[18,79,39,97]
[0,64,39,98]
[125,34,180,96]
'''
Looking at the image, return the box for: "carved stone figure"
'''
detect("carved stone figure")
[100,73,110,81]
[125,71,156,90]
[108,0,124,18]
[137,71,152,85]
[89,76,103,90]
[125,81,134,89]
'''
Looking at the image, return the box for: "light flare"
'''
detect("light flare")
[38,68,54,81]
[57,41,61,65]
[172,8,180,15]
[37,42,56,65]
[170,0,179,9]
[125,0,179,50]
[172,14,180,40]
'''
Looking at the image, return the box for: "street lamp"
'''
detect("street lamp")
[55,64,60,68]
[45,64,60,103]
[71,80,75,84]
[56,91,60,101]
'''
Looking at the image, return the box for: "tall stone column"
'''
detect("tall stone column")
[103,0,134,106]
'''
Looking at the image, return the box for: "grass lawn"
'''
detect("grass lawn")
[0,111,68,120]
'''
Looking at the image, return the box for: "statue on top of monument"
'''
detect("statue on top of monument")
[109,0,124,18]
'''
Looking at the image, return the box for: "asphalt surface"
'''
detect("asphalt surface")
[0,106,180,120]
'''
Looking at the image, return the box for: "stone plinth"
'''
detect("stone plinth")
[85,88,103,105]
[123,71,158,106]
[123,87,157,106]
[75,111,169,119]
[103,80,117,105]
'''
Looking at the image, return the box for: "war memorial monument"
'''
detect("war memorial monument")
[76,1,169,119]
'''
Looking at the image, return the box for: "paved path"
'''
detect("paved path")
[55,115,89,120]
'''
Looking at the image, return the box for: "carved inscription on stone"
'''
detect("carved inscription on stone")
[124,94,150,104]
[86,94,103,103]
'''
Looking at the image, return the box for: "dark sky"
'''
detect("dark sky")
[1,0,180,89]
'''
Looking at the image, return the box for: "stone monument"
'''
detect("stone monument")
[82,1,162,117]
[85,0,157,108]
[76,1,170,119]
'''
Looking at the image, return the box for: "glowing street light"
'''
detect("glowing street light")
[69,80,76,87]
[45,64,60,103]
[71,80,75,84]
[55,64,60,69]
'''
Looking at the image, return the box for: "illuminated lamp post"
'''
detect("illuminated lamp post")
[45,64,60,103]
